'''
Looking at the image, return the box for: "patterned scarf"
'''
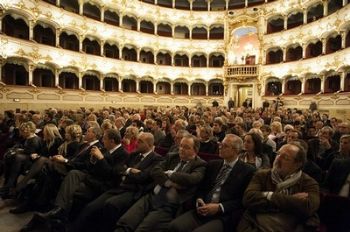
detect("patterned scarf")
[271,169,302,195]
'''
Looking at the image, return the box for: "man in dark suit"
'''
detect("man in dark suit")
[72,132,163,232]
[115,134,207,232]
[168,134,256,232]
[22,128,128,231]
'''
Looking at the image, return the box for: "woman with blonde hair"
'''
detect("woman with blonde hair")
[122,126,139,153]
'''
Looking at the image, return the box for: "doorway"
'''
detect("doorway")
[237,85,253,107]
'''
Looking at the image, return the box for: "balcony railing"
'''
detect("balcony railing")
[225,65,258,79]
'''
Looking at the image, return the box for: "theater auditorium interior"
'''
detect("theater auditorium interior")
[0,0,350,231]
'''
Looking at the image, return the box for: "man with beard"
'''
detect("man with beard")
[237,142,320,232]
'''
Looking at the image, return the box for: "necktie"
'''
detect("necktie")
[176,160,186,172]
[206,164,231,202]
[133,153,144,168]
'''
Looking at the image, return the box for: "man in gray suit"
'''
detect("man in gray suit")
[115,134,207,232]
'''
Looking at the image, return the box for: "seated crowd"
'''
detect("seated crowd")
[0,104,349,232]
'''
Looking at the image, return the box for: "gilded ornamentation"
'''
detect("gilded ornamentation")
[15,48,52,63]
[0,83,11,93]
[28,85,40,94]
[31,6,41,18]
[15,0,26,10]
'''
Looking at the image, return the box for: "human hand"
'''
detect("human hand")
[197,203,220,216]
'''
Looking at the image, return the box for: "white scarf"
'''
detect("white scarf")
[271,169,302,195]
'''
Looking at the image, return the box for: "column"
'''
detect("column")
[322,38,326,54]
[155,0,157,3]
[282,47,287,62]
[172,0,175,8]
[344,0,348,6]
[206,55,209,67]
[341,31,346,49]
[55,28,60,47]
[0,16,2,33]
[245,0,248,7]
[261,49,266,64]
[171,82,174,94]
[154,53,157,64]
[55,69,59,86]
[119,14,123,27]
[78,73,83,89]
[136,79,140,93]
[79,35,83,52]
[172,26,175,37]
[302,44,307,59]
[190,0,193,10]
[189,27,192,39]
[137,19,140,31]
[188,83,191,96]
[303,9,307,24]
[136,48,140,62]
[340,72,346,91]
[226,0,229,10]
[323,0,328,16]
[154,23,158,35]
[207,0,210,11]
[301,77,306,94]
[79,0,84,15]
[207,27,210,40]
[118,77,122,91]
[281,79,285,94]
[205,84,209,96]
[101,7,105,22]
[28,64,34,85]
[29,20,34,40]
[153,81,157,94]
[100,75,103,90]
[119,46,123,59]
[283,16,287,30]
[56,0,60,7]
[101,40,105,56]
[171,54,175,66]
[320,75,325,93]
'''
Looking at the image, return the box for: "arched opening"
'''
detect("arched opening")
[266,16,284,34]
[2,63,28,86]
[191,54,207,67]
[326,34,342,54]
[104,9,119,26]
[346,30,350,48]
[83,2,101,21]
[210,0,226,10]
[104,42,119,59]
[157,23,172,37]
[43,0,56,5]
[60,0,79,13]
[193,0,208,11]
[305,78,321,94]
[266,48,283,64]
[345,73,350,92]
[175,0,190,10]
[286,45,302,62]
[156,51,172,65]
[265,80,282,96]
[287,11,303,29]
[140,80,154,93]
[2,15,29,40]
[174,54,189,67]
[122,47,137,61]
[122,15,137,31]
[104,77,118,92]
[156,82,171,94]
[33,23,56,46]
[122,79,136,92]
[191,83,206,95]
[140,20,155,34]
[59,72,79,89]
[328,0,343,15]
[83,37,101,55]
[33,68,55,87]
[174,82,188,95]
[59,32,79,51]
[209,53,224,67]
[174,26,190,39]
[305,40,322,58]
[248,0,265,7]
[209,82,223,95]
[228,0,245,9]
[209,26,224,39]
[325,75,340,93]
[307,4,323,23]
[83,74,100,91]
[157,0,172,8]
[140,49,154,64]
[285,79,301,95]
[192,26,208,39]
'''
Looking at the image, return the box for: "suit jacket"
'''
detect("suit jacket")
[238,169,320,231]
[325,158,350,195]
[67,141,103,171]
[151,152,207,203]
[86,145,128,191]
[119,151,163,199]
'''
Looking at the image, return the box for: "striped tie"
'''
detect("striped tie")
[206,164,231,202]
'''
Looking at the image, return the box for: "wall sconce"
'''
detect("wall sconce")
[13,98,20,102]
